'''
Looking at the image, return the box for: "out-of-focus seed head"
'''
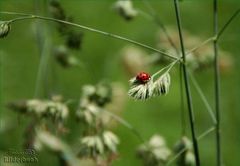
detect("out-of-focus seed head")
[81,83,112,107]
[80,135,104,156]
[53,45,69,67]
[49,0,66,20]
[137,134,171,165]
[174,136,192,153]
[0,21,11,38]
[174,136,195,166]
[102,131,120,153]
[53,45,80,68]
[113,0,138,21]
[66,31,84,50]
[185,151,195,166]
[148,134,166,148]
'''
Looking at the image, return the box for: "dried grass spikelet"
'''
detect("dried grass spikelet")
[8,99,69,121]
[49,0,66,21]
[81,135,104,155]
[174,136,195,166]
[152,73,171,96]
[148,135,166,148]
[27,99,69,120]
[113,0,138,21]
[76,83,113,124]
[128,72,171,100]
[185,151,195,166]
[102,130,120,153]
[137,134,171,165]
[36,130,69,152]
[53,45,80,68]
[128,77,154,100]
[0,21,11,38]
[121,46,149,76]
[79,131,120,158]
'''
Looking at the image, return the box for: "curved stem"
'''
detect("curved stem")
[151,58,180,79]
[0,11,178,60]
[173,0,200,165]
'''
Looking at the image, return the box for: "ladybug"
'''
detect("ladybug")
[136,72,151,84]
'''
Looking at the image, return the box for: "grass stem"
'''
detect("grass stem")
[217,8,240,40]
[213,1,221,166]
[0,11,178,60]
[173,0,200,165]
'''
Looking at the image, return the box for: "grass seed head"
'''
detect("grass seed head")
[113,0,138,21]
[0,21,11,38]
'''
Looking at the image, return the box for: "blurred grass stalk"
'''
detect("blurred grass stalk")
[34,0,53,99]
[213,0,221,166]
[173,0,201,166]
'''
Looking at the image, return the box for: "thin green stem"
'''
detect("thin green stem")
[198,126,215,140]
[186,37,215,55]
[189,71,217,125]
[151,58,180,79]
[0,52,3,130]
[166,148,186,166]
[173,0,200,165]
[213,1,221,166]
[179,64,186,136]
[217,8,240,40]
[0,11,30,16]
[0,11,178,60]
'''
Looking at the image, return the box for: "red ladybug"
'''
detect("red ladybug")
[136,72,151,83]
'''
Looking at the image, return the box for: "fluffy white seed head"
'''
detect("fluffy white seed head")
[153,73,171,96]
[128,72,171,100]
[113,0,138,20]
[128,77,154,100]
